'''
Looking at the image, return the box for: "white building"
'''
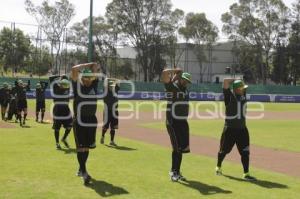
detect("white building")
[116,41,243,83]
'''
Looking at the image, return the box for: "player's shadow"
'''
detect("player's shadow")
[223,175,289,189]
[21,125,31,128]
[179,180,232,195]
[59,148,77,154]
[40,121,51,124]
[105,144,137,151]
[87,179,129,197]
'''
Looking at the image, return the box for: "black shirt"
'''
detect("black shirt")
[223,88,247,128]
[0,88,10,102]
[36,82,48,102]
[103,85,120,110]
[165,82,189,119]
[72,79,99,118]
[51,82,70,117]
[15,85,28,101]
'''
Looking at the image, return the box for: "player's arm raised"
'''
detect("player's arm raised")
[161,68,183,84]
[223,78,236,89]
[71,62,98,81]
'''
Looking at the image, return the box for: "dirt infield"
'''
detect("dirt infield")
[24,109,300,178]
[117,111,300,178]
[0,120,16,128]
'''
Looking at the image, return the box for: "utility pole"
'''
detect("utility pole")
[88,0,94,62]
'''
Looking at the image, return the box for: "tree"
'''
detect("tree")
[0,27,31,72]
[287,0,300,85]
[115,60,135,79]
[106,0,174,82]
[272,39,289,84]
[25,0,75,74]
[25,46,52,75]
[179,13,218,83]
[222,0,289,84]
[232,43,261,83]
[70,16,117,75]
[161,9,185,68]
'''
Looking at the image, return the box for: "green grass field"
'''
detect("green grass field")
[0,100,299,198]
[27,100,300,113]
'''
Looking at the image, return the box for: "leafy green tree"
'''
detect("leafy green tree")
[222,0,289,84]
[161,9,185,68]
[272,39,289,84]
[70,16,117,74]
[0,27,31,72]
[25,0,75,74]
[106,0,174,82]
[287,0,300,85]
[179,13,218,83]
[25,46,52,75]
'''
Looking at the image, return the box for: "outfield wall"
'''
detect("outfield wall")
[24,90,300,103]
[1,77,300,95]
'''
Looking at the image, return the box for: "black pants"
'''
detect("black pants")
[166,113,190,174]
[166,113,190,153]
[218,126,250,173]
[73,116,97,149]
[36,100,46,112]
[219,126,250,154]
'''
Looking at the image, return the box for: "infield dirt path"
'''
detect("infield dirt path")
[23,109,300,178]
[117,111,300,178]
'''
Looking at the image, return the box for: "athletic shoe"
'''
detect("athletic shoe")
[35,118,38,122]
[170,173,180,182]
[110,141,117,146]
[243,173,257,181]
[178,173,186,181]
[169,171,186,181]
[83,172,92,185]
[215,166,222,176]
[100,136,104,144]
[56,143,62,150]
[76,170,83,177]
[61,139,70,148]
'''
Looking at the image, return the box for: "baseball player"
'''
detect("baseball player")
[161,68,191,182]
[7,84,17,122]
[215,78,256,181]
[35,81,48,123]
[100,78,120,146]
[71,62,99,185]
[0,82,10,120]
[49,75,72,149]
[15,80,30,126]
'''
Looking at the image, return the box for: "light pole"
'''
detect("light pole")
[88,0,94,62]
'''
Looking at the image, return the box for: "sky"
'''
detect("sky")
[0,0,296,41]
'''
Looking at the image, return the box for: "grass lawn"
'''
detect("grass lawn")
[0,119,299,199]
[27,100,300,113]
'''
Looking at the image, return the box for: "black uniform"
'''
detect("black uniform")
[50,78,72,131]
[73,79,99,149]
[36,82,48,112]
[103,85,119,130]
[217,88,250,173]
[165,81,190,175]
[0,87,11,120]
[0,87,10,107]
[15,83,29,112]
[7,87,17,121]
